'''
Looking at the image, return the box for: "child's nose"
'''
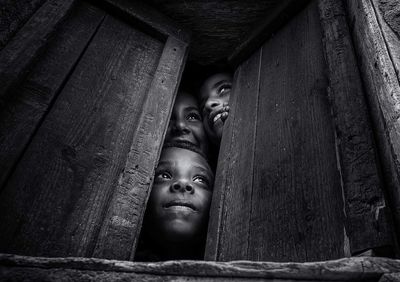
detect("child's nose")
[171,181,194,193]
[204,99,220,111]
[172,120,190,134]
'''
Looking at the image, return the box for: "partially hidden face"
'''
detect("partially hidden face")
[165,92,209,154]
[146,147,214,244]
[200,73,232,146]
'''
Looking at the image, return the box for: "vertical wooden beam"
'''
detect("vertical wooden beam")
[345,0,400,245]
[371,0,400,83]
[318,0,394,255]
[205,49,262,260]
[92,36,188,260]
[249,1,344,261]
[207,1,348,262]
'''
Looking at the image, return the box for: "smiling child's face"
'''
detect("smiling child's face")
[200,73,232,146]
[146,147,214,244]
[165,92,208,154]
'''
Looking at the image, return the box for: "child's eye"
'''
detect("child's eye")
[155,171,171,180]
[217,84,231,96]
[187,112,201,121]
[193,175,210,186]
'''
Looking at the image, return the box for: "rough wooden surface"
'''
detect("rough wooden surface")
[0,0,77,102]
[253,1,343,261]
[228,0,310,67]
[0,0,46,49]
[379,272,400,282]
[317,0,393,255]
[0,1,105,192]
[374,0,400,83]
[147,0,282,65]
[205,49,262,260]
[0,11,164,258]
[207,1,346,262]
[93,36,188,261]
[1,254,400,281]
[97,0,190,42]
[345,0,400,245]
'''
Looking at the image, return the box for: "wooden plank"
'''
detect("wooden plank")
[372,0,400,83]
[228,0,310,67]
[92,36,188,261]
[0,13,164,258]
[0,267,276,282]
[0,0,77,101]
[205,50,262,260]
[250,1,344,261]
[0,2,105,191]
[0,0,46,49]
[1,254,400,281]
[317,0,394,255]
[379,273,400,282]
[345,0,400,245]
[93,0,190,42]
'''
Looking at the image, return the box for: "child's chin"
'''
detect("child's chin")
[164,220,200,242]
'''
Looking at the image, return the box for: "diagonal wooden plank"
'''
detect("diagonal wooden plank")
[0,0,77,100]
[0,1,106,190]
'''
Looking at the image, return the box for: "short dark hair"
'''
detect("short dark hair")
[163,140,208,162]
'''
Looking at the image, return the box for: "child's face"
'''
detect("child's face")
[165,93,208,154]
[200,73,232,146]
[147,147,214,244]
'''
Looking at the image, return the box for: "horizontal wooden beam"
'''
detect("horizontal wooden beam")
[0,254,399,281]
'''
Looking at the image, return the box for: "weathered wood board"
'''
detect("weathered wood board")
[345,0,400,245]
[1,254,400,281]
[0,0,46,49]
[0,1,105,194]
[0,0,189,260]
[317,0,393,255]
[206,49,262,260]
[207,1,347,262]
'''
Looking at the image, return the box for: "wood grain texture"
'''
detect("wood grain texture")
[374,0,400,83]
[205,50,262,260]
[0,1,105,192]
[0,0,77,101]
[250,1,344,261]
[0,267,274,282]
[93,37,188,261]
[1,254,400,281]
[97,0,190,42]
[0,12,164,258]
[318,0,394,255]
[146,0,280,65]
[228,0,310,67]
[345,0,400,246]
[379,273,400,282]
[0,0,46,49]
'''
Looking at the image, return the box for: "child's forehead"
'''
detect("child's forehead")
[175,92,198,106]
[159,147,211,172]
[200,73,232,96]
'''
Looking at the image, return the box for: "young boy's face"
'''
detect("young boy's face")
[165,93,208,154]
[147,147,214,244]
[200,73,232,146]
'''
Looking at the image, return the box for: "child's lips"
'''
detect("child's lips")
[172,136,196,145]
[208,108,227,129]
[164,200,197,211]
